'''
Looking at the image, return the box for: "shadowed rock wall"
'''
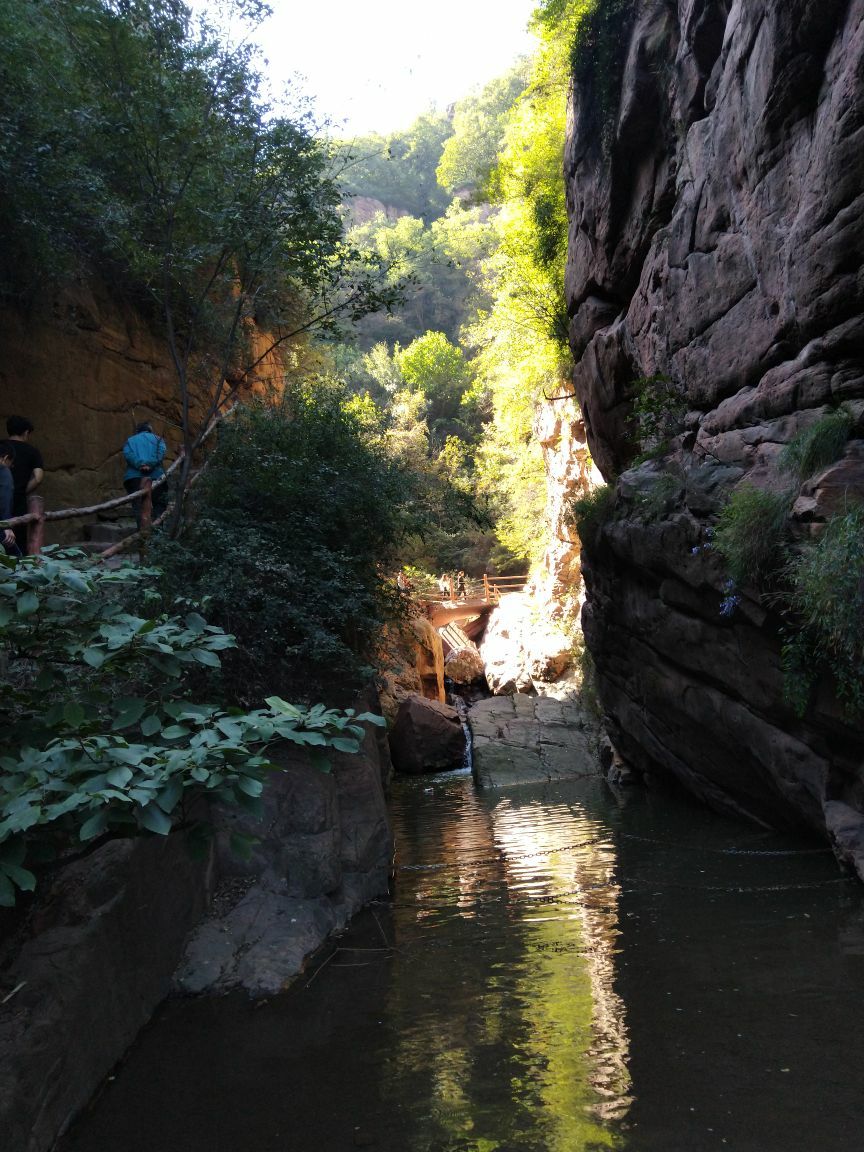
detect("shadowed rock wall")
[0,713,393,1149]
[564,1,864,866]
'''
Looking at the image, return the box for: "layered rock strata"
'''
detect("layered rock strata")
[563,1,864,864]
[471,693,600,789]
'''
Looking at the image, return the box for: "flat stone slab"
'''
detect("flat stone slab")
[471,694,600,788]
[175,885,340,997]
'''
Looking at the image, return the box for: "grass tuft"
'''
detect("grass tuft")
[779,408,853,481]
[781,504,864,717]
[714,485,791,587]
[568,485,615,547]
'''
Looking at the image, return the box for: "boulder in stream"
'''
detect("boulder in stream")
[444,645,486,685]
[389,694,466,775]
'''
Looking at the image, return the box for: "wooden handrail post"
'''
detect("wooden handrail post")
[140,478,153,532]
[483,573,490,601]
[26,494,45,556]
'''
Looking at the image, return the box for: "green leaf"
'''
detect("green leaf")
[112,699,146,730]
[185,612,207,634]
[216,717,243,741]
[356,712,387,727]
[308,748,332,773]
[296,731,327,746]
[82,647,107,669]
[192,648,221,668]
[161,724,191,741]
[63,701,86,729]
[265,696,302,718]
[0,873,15,907]
[156,779,183,814]
[1,862,37,892]
[60,570,90,594]
[79,809,109,841]
[16,590,39,616]
[138,804,172,835]
[235,776,263,798]
[331,737,361,754]
[106,766,133,788]
[141,713,162,737]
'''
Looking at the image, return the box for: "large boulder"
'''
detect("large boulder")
[444,645,486,685]
[389,694,466,775]
[377,616,445,725]
[479,593,574,694]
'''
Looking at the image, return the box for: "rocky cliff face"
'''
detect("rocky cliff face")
[0,280,286,539]
[563,1,864,867]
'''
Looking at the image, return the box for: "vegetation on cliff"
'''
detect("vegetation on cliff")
[0,549,381,905]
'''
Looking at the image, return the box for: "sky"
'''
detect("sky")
[230,0,539,136]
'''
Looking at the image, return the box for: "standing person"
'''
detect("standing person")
[456,570,466,599]
[6,416,44,553]
[0,440,22,558]
[122,421,167,528]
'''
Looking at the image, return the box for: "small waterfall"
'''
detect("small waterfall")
[451,693,474,774]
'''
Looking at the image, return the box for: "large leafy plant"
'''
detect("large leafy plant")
[0,549,382,905]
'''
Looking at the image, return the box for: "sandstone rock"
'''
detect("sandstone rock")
[444,645,486,684]
[470,695,600,789]
[480,593,574,694]
[562,0,864,850]
[0,278,287,544]
[377,616,445,725]
[388,694,466,775]
[0,834,211,1152]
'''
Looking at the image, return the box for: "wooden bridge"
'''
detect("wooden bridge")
[415,574,528,630]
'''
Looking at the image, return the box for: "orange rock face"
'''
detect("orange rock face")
[0,279,287,541]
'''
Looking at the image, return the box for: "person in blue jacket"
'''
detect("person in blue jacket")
[122,421,167,527]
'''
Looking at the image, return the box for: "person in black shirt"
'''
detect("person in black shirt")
[6,416,44,552]
[0,439,22,557]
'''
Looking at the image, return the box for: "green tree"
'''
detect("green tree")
[156,386,411,699]
[2,0,399,526]
[436,62,531,196]
[396,331,474,443]
[347,206,493,348]
[338,111,453,219]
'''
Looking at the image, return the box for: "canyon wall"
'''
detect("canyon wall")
[0,281,286,540]
[564,1,864,867]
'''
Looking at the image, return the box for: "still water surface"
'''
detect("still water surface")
[63,770,864,1152]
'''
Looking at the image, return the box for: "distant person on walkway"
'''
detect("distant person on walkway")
[456,570,466,599]
[0,440,22,558]
[123,421,167,528]
[6,416,44,552]
[438,573,450,597]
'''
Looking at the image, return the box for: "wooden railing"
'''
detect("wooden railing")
[0,452,199,559]
[481,573,528,603]
[413,572,528,606]
[1,404,232,559]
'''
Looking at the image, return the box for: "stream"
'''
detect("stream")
[62,763,864,1151]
